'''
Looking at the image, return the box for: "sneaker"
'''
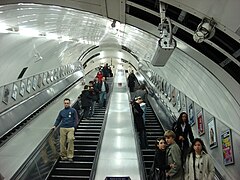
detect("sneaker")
[61,157,68,161]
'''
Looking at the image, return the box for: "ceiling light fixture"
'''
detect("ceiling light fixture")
[193,17,216,43]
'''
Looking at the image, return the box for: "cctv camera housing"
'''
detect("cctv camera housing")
[151,38,176,66]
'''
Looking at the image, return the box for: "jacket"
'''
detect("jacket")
[54,107,78,128]
[166,142,183,180]
[184,151,215,180]
[80,89,92,107]
[175,122,194,150]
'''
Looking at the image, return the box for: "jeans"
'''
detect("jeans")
[99,91,107,107]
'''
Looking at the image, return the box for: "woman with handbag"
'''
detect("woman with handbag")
[149,137,173,180]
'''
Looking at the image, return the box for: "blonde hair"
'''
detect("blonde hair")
[164,130,176,139]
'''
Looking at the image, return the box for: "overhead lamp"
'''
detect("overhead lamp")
[193,17,216,43]
[151,2,176,67]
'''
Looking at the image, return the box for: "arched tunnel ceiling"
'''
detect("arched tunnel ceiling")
[0,1,240,132]
[0,0,240,83]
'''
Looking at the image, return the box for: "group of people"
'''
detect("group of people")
[79,76,109,119]
[52,64,112,162]
[149,112,215,180]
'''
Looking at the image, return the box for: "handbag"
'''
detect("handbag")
[149,167,161,180]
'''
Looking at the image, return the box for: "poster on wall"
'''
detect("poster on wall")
[37,74,42,88]
[26,78,32,93]
[19,81,25,97]
[2,85,10,104]
[167,84,171,101]
[176,91,181,112]
[197,109,205,136]
[32,76,38,90]
[188,102,195,126]
[42,73,47,85]
[221,129,234,165]
[208,117,218,149]
[171,87,176,106]
[11,83,18,100]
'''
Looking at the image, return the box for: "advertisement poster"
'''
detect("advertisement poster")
[32,76,38,90]
[208,117,218,149]
[188,102,195,126]
[171,87,176,106]
[26,78,32,93]
[176,91,181,112]
[221,129,234,165]
[197,110,205,136]
[19,81,25,97]
[11,83,18,100]
[2,85,10,104]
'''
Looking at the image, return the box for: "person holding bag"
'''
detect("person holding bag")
[149,137,173,180]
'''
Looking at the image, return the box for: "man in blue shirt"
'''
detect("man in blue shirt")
[53,98,78,161]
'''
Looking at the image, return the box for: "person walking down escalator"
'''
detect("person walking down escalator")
[97,77,109,108]
[89,81,98,117]
[149,137,173,180]
[174,112,194,165]
[132,97,148,149]
[127,70,137,92]
[52,98,78,161]
[79,85,92,120]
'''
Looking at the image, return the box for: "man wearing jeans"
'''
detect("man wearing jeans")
[53,98,78,161]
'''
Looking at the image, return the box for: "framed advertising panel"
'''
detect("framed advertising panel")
[26,78,32,93]
[221,129,234,165]
[167,84,171,101]
[181,93,187,112]
[2,85,10,104]
[19,81,25,97]
[208,117,218,149]
[11,83,18,100]
[197,109,205,136]
[176,91,181,112]
[171,87,176,106]
[188,102,195,126]
[42,72,47,85]
[32,76,38,90]
[37,74,42,88]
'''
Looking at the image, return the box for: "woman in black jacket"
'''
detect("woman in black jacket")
[175,112,194,165]
[149,137,171,180]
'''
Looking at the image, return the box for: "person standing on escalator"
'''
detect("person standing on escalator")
[52,98,78,161]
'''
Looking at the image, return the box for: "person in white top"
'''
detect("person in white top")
[184,138,215,180]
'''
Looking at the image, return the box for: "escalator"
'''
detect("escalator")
[47,105,106,179]
[141,105,165,177]
[48,77,114,179]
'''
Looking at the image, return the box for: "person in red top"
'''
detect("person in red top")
[96,70,103,81]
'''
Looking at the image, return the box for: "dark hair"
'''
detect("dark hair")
[189,138,207,154]
[84,85,89,89]
[177,112,189,124]
[139,84,146,90]
[64,98,70,102]
[188,138,207,179]
[89,81,94,84]
[155,136,166,149]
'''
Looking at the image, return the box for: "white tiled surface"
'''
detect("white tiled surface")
[95,70,141,180]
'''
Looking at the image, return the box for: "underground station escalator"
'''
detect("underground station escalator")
[47,78,114,180]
